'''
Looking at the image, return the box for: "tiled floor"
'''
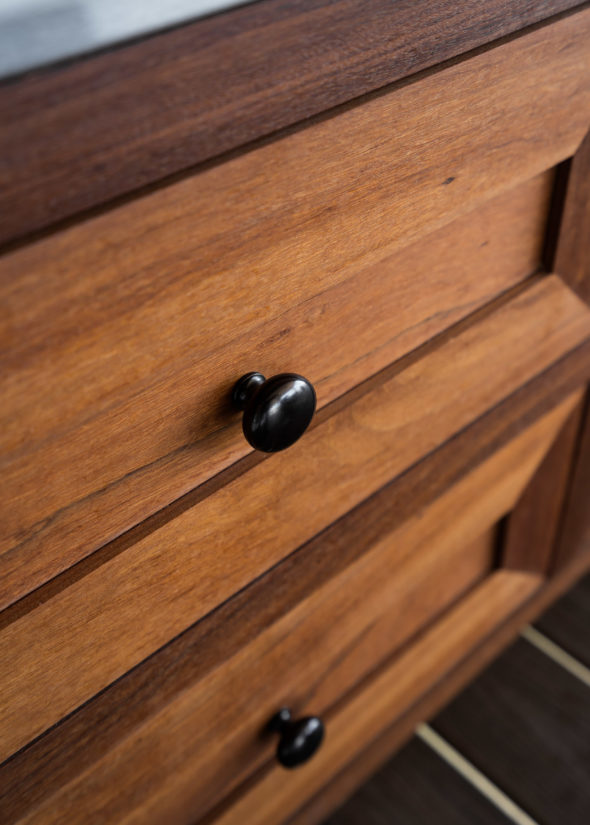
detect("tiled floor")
[325,574,590,825]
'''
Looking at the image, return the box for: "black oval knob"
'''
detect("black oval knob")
[231,372,316,453]
[269,707,324,768]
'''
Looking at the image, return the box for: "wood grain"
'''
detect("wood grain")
[323,737,512,825]
[208,571,542,825]
[0,532,492,825]
[6,3,589,588]
[536,574,590,667]
[25,406,563,825]
[0,276,588,761]
[553,394,590,568]
[3,377,585,823]
[288,545,590,825]
[546,125,590,569]
[554,129,590,303]
[0,171,554,610]
[433,638,590,825]
[0,0,584,245]
[0,519,500,819]
[502,399,585,572]
[3,570,540,825]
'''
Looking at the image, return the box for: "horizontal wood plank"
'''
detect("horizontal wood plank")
[0,276,588,764]
[0,0,584,245]
[0,171,554,607]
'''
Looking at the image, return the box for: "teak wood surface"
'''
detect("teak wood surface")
[554,395,590,568]
[502,400,586,573]
[2,2,590,822]
[504,125,590,576]
[0,534,492,825]
[8,0,590,575]
[0,0,585,245]
[290,546,590,825]
[0,171,554,607]
[549,126,590,570]
[0,395,576,824]
[0,173,552,604]
[555,129,590,304]
[209,571,542,825]
[0,276,589,764]
[2,379,585,823]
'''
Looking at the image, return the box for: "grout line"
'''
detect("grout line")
[521,625,590,688]
[417,724,541,825]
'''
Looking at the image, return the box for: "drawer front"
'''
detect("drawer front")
[3,6,590,606]
[0,392,578,825]
[1,275,589,764]
[213,571,542,825]
[1,171,551,606]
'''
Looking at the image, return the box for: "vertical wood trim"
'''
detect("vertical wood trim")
[504,127,590,575]
[554,128,590,303]
[501,398,586,573]
[545,125,590,569]
[552,392,590,569]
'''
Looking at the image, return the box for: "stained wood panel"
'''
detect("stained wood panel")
[3,384,584,824]
[0,489,504,821]
[289,547,590,825]
[0,277,588,764]
[433,638,590,825]
[0,517,535,825]
[0,0,584,244]
[554,396,590,567]
[0,173,555,608]
[0,546,489,825]
[502,399,585,572]
[209,572,542,825]
[323,737,511,825]
[0,171,554,609]
[555,129,590,303]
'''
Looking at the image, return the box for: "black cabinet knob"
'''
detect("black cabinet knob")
[231,372,316,453]
[269,708,325,768]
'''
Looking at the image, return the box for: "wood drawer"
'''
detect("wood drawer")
[2,5,590,824]
[1,171,551,606]
[3,5,590,607]
[0,390,578,825]
[1,275,589,766]
[216,570,542,825]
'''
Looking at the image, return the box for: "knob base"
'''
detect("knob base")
[268,707,325,769]
[231,372,266,410]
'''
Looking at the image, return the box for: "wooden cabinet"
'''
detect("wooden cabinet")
[1,2,590,823]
